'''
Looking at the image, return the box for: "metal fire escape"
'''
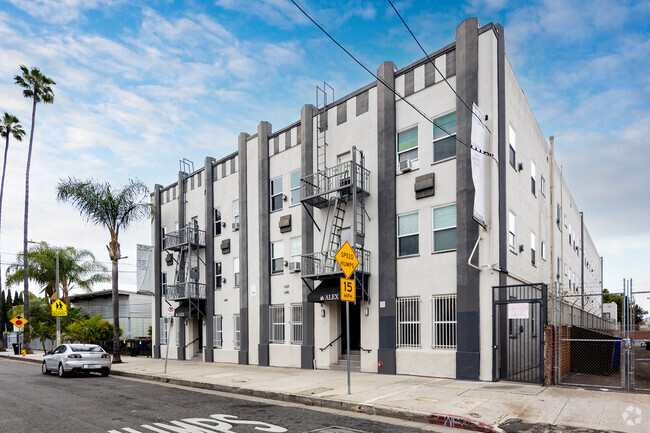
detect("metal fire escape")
[301,84,371,301]
[162,161,207,319]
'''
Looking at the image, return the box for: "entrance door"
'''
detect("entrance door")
[340,301,361,354]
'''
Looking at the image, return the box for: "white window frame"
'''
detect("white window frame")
[233,257,240,287]
[289,169,301,206]
[214,207,222,236]
[508,211,516,251]
[233,200,240,225]
[396,125,419,168]
[396,297,420,348]
[541,241,547,261]
[397,212,419,257]
[215,262,222,289]
[271,241,284,274]
[270,176,283,212]
[432,111,457,163]
[233,314,240,349]
[213,315,223,348]
[290,237,302,264]
[269,305,285,344]
[530,161,536,196]
[540,176,546,197]
[432,204,457,252]
[290,303,303,345]
[432,294,457,349]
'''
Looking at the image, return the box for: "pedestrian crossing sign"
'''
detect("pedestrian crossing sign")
[52,299,68,317]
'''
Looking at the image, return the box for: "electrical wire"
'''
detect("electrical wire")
[289,0,496,162]
[386,0,492,135]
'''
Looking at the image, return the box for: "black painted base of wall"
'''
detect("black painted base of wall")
[153,345,160,359]
[301,345,314,369]
[456,351,480,380]
[204,347,213,362]
[258,344,269,366]
[238,349,248,365]
[177,347,185,361]
[378,348,396,374]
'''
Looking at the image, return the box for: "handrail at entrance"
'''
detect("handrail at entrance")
[319,334,342,352]
[358,345,371,353]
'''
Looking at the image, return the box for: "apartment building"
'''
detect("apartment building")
[150,18,603,382]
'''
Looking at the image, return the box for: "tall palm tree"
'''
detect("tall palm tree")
[14,65,55,329]
[5,242,109,307]
[57,178,151,363]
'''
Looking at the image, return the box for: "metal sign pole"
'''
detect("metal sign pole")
[56,250,61,346]
[346,301,351,395]
[164,320,172,374]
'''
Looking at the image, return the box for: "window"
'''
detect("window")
[290,237,301,264]
[530,161,536,196]
[270,177,283,211]
[290,304,303,344]
[540,176,546,196]
[564,263,568,276]
[215,262,222,289]
[397,212,419,256]
[213,316,223,348]
[541,241,547,261]
[290,170,301,206]
[233,257,240,287]
[508,125,516,168]
[530,232,536,266]
[432,111,457,162]
[233,314,240,349]
[233,200,240,226]
[271,242,284,274]
[397,126,418,167]
[433,204,457,252]
[568,223,572,245]
[162,272,167,296]
[269,305,285,343]
[556,205,561,229]
[557,258,561,279]
[396,297,420,348]
[214,207,222,236]
[432,295,457,349]
[160,318,169,345]
[508,211,516,251]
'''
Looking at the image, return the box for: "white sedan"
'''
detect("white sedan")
[42,344,111,377]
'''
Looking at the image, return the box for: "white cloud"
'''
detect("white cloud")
[6,0,125,25]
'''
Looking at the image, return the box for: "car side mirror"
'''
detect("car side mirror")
[46,350,53,355]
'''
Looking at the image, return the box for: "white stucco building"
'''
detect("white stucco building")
[151,18,603,383]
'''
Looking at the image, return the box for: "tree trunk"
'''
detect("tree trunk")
[109,239,122,363]
[23,94,37,350]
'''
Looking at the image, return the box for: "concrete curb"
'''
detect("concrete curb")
[1,354,43,365]
[111,370,502,432]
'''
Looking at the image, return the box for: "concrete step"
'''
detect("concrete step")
[330,361,360,372]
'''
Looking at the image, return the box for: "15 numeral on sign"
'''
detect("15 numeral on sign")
[340,278,355,302]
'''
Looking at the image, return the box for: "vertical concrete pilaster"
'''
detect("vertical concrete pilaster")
[153,184,162,359]
[258,121,272,366]
[177,171,186,361]
[238,132,250,365]
[204,157,216,362]
[377,61,397,375]
[301,105,316,369]
[455,17,480,380]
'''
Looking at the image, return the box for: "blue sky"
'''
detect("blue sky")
[0,0,648,310]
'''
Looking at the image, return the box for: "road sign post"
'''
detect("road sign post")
[335,241,359,395]
[10,315,28,354]
[164,303,174,374]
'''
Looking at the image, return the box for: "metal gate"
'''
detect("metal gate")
[492,284,547,384]
[632,337,650,392]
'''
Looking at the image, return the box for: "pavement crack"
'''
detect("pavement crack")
[552,398,570,425]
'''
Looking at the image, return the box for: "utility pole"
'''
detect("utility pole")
[55,248,61,346]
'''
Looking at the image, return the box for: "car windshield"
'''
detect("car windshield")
[70,345,103,353]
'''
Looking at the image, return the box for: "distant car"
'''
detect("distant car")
[42,344,111,377]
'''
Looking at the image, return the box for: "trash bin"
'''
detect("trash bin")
[12,343,19,355]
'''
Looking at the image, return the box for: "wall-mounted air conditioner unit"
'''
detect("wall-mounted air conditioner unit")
[399,159,413,172]
[232,222,240,231]
[289,261,301,273]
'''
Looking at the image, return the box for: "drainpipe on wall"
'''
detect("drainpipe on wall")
[580,211,584,326]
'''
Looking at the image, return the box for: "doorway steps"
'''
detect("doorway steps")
[330,350,360,372]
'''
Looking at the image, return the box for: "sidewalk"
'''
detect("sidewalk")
[2,350,648,432]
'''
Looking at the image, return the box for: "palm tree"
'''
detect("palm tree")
[57,178,151,362]
[5,242,109,307]
[0,113,25,346]
[14,65,55,329]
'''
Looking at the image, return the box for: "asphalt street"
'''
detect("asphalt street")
[0,358,444,433]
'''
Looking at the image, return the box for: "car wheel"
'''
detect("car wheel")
[101,368,110,377]
[58,364,66,378]
[42,362,50,375]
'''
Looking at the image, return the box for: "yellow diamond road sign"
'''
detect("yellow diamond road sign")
[335,241,359,279]
[52,299,68,317]
[10,315,28,328]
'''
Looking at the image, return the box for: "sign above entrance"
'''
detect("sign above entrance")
[335,241,359,279]
[507,303,530,319]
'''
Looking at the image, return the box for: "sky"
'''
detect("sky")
[0,0,648,312]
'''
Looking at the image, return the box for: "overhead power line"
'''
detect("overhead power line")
[387,0,491,135]
[289,0,496,161]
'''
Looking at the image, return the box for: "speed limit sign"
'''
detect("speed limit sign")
[165,305,175,317]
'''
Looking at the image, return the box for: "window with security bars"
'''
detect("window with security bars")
[290,304,303,344]
[160,318,169,344]
[213,315,223,348]
[233,314,240,349]
[269,305,285,343]
[396,297,420,348]
[432,295,457,349]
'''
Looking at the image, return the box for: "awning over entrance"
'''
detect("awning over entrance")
[307,280,340,302]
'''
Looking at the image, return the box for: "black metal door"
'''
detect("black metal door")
[493,284,547,384]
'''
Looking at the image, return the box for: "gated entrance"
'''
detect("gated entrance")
[492,283,547,384]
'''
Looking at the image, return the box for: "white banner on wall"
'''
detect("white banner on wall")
[470,103,488,228]
[136,244,154,294]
